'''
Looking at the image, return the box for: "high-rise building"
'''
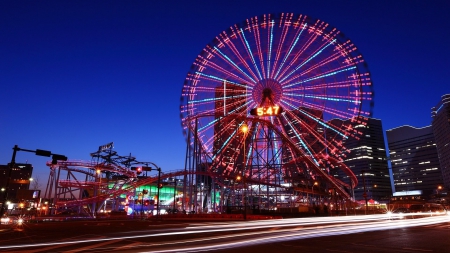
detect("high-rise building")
[334,118,392,201]
[281,106,324,179]
[213,81,247,175]
[431,94,450,190]
[0,163,33,202]
[386,125,443,197]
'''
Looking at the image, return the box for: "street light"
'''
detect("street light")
[240,123,248,220]
[311,182,318,205]
[312,181,318,191]
[0,145,67,217]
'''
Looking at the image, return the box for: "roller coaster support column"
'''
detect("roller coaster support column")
[157,168,161,217]
[172,178,177,213]
[0,145,67,218]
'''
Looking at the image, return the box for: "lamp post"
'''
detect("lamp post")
[240,123,248,220]
[0,145,67,218]
[311,181,318,205]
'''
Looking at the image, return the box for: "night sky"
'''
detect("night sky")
[1,0,449,185]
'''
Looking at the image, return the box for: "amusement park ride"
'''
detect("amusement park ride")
[43,13,373,217]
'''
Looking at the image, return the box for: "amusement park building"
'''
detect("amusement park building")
[386,125,443,197]
[335,118,392,202]
[0,163,33,202]
[431,94,450,191]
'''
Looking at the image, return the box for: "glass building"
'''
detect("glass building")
[431,94,450,191]
[386,125,443,197]
[334,118,392,201]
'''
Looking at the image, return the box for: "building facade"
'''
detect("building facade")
[431,94,450,191]
[386,125,443,197]
[0,163,33,202]
[336,118,392,201]
[213,80,247,176]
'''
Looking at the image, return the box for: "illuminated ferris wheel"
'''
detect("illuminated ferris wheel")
[180,13,373,198]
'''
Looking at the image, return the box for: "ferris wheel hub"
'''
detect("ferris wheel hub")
[252,78,283,106]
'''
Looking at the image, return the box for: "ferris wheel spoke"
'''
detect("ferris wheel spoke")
[295,107,349,140]
[209,45,257,84]
[213,119,244,159]
[249,16,267,79]
[266,18,275,79]
[281,113,319,165]
[284,79,357,92]
[293,51,344,80]
[273,22,308,80]
[217,33,261,84]
[277,24,332,83]
[218,23,277,83]
[282,65,357,89]
[237,26,263,80]
[285,92,361,104]
[186,93,246,106]
[269,14,295,79]
[198,100,252,132]
[305,100,355,119]
[193,61,253,88]
[270,117,281,166]
[284,110,345,158]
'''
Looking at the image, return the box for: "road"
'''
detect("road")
[0,214,449,252]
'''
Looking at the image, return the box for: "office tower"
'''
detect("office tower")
[214,80,247,175]
[386,125,443,196]
[0,163,33,202]
[281,106,324,180]
[336,118,392,201]
[431,94,450,190]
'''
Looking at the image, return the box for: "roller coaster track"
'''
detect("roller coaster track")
[46,160,136,178]
[185,114,356,199]
[54,169,292,208]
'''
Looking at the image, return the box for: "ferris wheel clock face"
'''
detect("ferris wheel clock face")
[250,106,283,116]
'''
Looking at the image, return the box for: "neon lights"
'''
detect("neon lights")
[181,13,373,198]
[240,28,263,80]
[250,106,283,116]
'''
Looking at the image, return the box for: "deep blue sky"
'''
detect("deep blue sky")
[1,0,449,184]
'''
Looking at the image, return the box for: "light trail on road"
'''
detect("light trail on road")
[147,214,450,252]
[0,213,448,252]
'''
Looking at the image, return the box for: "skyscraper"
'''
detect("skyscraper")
[431,94,450,191]
[0,163,33,202]
[386,125,443,197]
[213,80,247,175]
[336,118,392,201]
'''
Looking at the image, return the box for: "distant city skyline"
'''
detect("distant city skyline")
[1,1,449,183]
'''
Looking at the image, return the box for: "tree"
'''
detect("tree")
[31,177,41,190]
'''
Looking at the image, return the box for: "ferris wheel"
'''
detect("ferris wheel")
[180,13,373,198]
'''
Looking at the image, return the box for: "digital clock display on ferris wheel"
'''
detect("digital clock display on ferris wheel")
[250,106,283,116]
